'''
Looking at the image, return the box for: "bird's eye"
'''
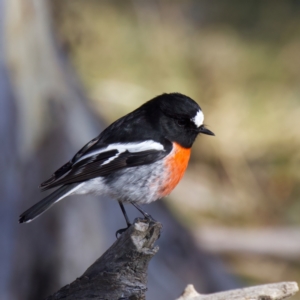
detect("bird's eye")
[177,119,189,127]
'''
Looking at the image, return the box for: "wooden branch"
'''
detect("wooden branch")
[46,219,162,300]
[176,282,299,300]
[43,218,299,300]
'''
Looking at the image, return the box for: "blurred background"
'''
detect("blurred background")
[1,0,300,299]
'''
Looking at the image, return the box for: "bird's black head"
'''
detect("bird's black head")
[143,93,214,148]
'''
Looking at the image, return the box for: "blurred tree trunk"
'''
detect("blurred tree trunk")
[1,0,240,299]
[0,1,20,299]
[2,1,106,299]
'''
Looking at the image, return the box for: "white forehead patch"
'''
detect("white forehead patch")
[191,110,204,127]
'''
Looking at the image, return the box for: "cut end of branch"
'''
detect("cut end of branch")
[46,218,162,300]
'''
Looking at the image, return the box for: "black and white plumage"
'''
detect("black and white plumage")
[19,93,214,224]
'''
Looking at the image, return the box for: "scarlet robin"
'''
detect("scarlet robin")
[19,93,214,233]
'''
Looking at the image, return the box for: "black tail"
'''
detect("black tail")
[19,184,79,223]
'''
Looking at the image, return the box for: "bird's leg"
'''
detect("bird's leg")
[119,201,131,227]
[115,202,132,238]
[130,202,156,222]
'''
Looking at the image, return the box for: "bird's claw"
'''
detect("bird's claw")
[143,213,156,222]
[115,214,157,238]
[115,225,131,238]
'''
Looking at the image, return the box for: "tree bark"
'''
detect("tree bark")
[46,219,162,300]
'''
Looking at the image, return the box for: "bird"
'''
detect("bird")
[19,93,214,234]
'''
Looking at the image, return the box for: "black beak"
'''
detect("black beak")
[198,125,215,136]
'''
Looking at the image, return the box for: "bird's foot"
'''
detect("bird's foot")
[115,224,131,238]
[143,212,157,222]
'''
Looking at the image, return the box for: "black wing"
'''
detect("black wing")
[40,135,103,190]
[40,149,168,191]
